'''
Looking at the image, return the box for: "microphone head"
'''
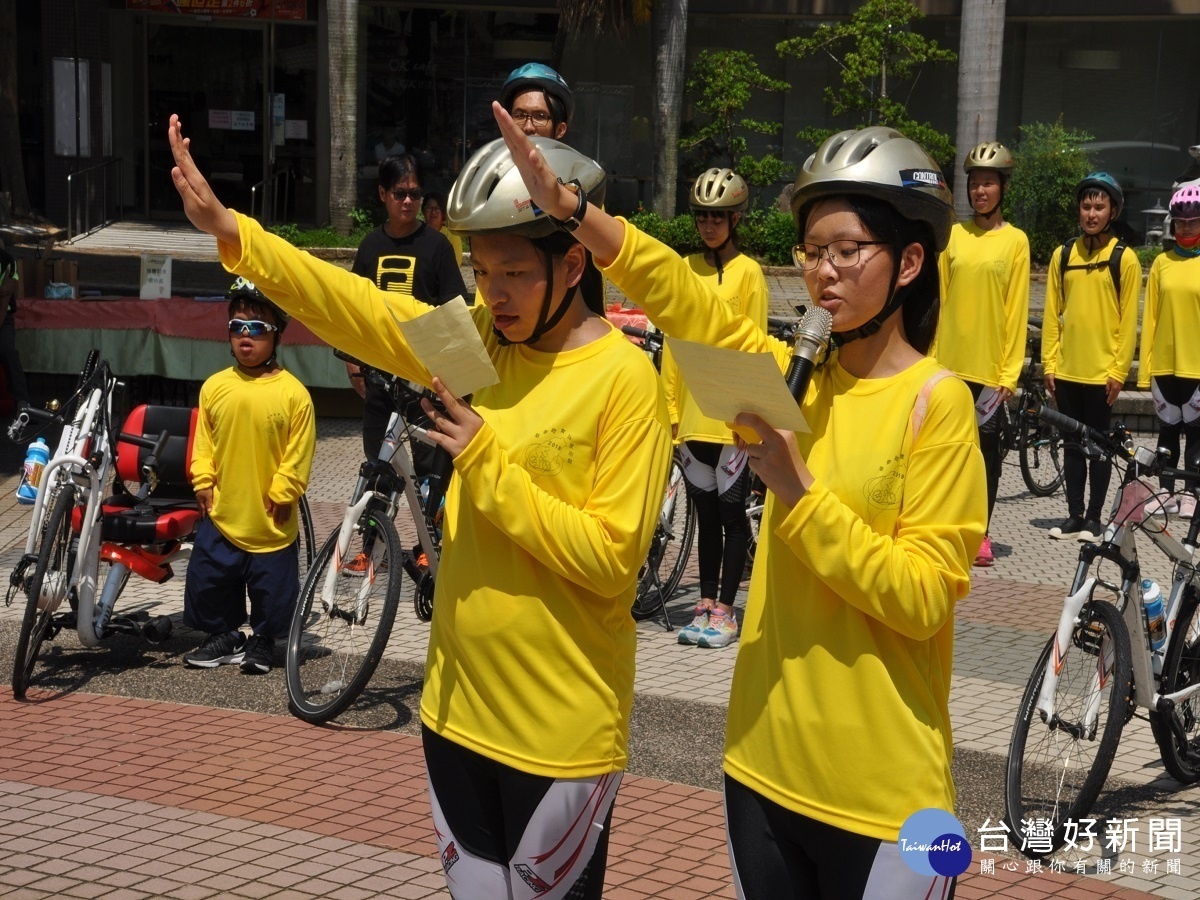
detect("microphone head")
[797,306,833,350]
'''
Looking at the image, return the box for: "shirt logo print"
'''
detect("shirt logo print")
[376,254,418,296]
[864,452,906,521]
[524,428,575,477]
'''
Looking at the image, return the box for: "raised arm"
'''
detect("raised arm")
[168,115,240,250]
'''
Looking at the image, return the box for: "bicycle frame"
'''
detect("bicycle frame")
[1037,459,1200,728]
[317,397,441,615]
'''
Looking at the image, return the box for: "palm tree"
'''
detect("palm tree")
[557,0,686,218]
[328,0,358,234]
[953,0,1007,218]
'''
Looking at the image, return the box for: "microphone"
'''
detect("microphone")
[785,306,833,401]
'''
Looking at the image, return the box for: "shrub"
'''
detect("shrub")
[1006,120,1094,263]
[627,206,797,267]
[1135,245,1163,269]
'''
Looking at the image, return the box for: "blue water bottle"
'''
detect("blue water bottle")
[16,437,50,505]
[1142,578,1167,653]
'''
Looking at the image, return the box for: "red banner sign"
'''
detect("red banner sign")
[126,0,307,20]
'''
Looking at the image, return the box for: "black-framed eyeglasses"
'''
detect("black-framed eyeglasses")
[511,110,553,126]
[229,318,279,337]
[389,188,423,202]
[793,240,889,271]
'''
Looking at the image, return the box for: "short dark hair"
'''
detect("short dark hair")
[378,154,421,190]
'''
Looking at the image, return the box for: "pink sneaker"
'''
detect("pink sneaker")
[974,535,994,567]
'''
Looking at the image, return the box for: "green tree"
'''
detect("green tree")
[776,0,957,165]
[680,49,791,199]
[1005,120,1093,263]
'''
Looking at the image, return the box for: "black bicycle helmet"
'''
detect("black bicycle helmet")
[228,276,290,333]
[499,63,574,130]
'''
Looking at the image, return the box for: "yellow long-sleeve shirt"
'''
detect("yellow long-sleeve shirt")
[933,221,1030,392]
[190,367,316,553]
[603,220,986,841]
[662,252,770,442]
[1138,250,1200,386]
[219,213,671,778]
[1042,236,1140,386]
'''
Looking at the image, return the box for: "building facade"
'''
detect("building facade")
[12,0,1200,241]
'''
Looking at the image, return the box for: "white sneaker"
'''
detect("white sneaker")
[1146,496,1180,518]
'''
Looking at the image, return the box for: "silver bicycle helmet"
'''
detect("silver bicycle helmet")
[791,126,955,251]
[964,141,1015,177]
[446,137,605,239]
[690,168,750,213]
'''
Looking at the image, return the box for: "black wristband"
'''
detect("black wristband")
[552,179,587,233]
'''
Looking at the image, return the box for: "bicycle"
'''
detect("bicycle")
[621,325,697,626]
[1004,406,1200,864]
[9,356,315,700]
[285,362,446,724]
[995,317,1065,497]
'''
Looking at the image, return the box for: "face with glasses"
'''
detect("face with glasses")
[508,90,567,139]
[227,304,280,370]
[798,198,923,337]
[379,175,423,233]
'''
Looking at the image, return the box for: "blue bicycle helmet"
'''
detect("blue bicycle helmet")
[499,63,574,128]
[1076,172,1124,219]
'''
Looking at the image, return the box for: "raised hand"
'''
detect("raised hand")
[168,114,240,249]
[492,101,572,221]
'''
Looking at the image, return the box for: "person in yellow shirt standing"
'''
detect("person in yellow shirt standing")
[934,141,1029,567]
[169,116,670,900]
[1138,185,1200,518]
[183,278,316,675]
[1042,173,1140,542]
[666,168,769,648]
[489,110,986,897]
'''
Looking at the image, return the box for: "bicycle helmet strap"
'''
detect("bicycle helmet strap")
[831,255,904,347]
[491,244,579,346]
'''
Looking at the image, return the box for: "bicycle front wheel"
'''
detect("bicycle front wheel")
[1018,392,1065,496]
[296,494,316,581]
[12,489,77,699]
[285,515,403,724]
[632,455,696,620]
[1150,588,1200,783]
[1005,600,1132,859]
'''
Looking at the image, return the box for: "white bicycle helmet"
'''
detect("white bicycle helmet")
[445,137,605,239]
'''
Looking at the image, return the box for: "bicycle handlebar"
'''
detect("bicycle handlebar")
[621,325,664,354]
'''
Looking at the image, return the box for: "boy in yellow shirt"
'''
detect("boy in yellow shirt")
[183,278,316,674]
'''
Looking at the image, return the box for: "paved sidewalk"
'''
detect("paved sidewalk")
[1,413,1196,898]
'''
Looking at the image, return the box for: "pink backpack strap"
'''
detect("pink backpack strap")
[910,368,955,444]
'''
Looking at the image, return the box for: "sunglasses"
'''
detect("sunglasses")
[229,319,279,337]
[389,188,423,202]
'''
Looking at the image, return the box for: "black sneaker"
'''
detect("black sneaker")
[184,631,246,668]
[1049,517,1086,540]
[240,634,274,675]
[1078,519,1104,542]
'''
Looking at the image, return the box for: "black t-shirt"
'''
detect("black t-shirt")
[351,221,466,306]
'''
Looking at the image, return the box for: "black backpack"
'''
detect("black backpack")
[1058,238,1127,301]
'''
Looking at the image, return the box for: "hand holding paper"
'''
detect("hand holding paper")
[664,337,809,442]
[390,297,499,398]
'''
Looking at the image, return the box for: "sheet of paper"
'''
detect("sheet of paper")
[392,297,499,398]
[665,337,809,439]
